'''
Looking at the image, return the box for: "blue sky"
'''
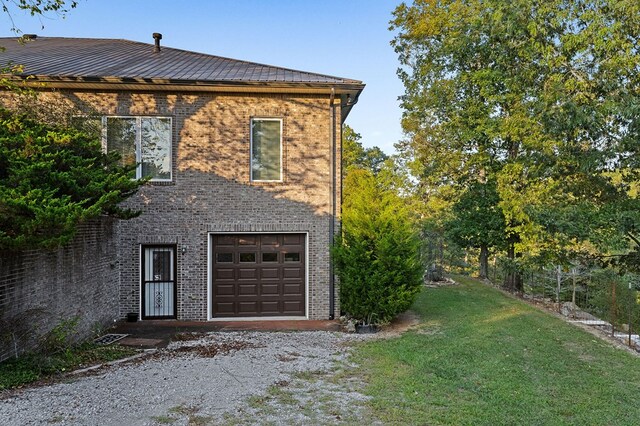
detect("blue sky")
[1,0,405,154]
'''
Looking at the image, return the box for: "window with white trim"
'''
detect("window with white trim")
[105,116,172,181]
[251,118,282,181]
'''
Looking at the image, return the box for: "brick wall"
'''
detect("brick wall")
[0,218,119,362]
[2,90,342,321]
[114,92,340,320]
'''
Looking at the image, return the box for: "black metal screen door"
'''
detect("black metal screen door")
[142,245,176,319]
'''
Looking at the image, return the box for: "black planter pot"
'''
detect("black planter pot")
[355,324,378,334]
[126,312,139,323]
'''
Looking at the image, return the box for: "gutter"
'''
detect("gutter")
[329,88,336,320]
[0,74,365,96]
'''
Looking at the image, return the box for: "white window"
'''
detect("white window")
[105,116,172,181]
[251,118,282,181]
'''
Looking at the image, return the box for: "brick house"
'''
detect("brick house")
[0,35,364,323]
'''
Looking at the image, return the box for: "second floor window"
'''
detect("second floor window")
[106,116,172,182]
[251,118,282,182]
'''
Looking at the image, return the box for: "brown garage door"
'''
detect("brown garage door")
[212,234,306,317]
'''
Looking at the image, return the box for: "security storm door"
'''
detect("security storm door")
[142,245,177,319]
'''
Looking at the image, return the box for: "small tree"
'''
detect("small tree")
[0,108,143,249]
[333,169,424,325]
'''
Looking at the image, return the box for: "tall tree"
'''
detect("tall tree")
[391,0,640,287]
[342,125,388,175]
[446,180,506,279]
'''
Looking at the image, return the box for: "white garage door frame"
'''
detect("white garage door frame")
[207,231,309,321]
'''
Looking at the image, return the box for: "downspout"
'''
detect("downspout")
[329,88,336,320]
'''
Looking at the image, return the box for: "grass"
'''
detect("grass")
[149,415,175,424]
[153,404,215,425]
[353,275,640,425]
[0,343,139,390]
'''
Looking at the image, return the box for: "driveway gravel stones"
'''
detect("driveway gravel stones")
[0,331,373,425]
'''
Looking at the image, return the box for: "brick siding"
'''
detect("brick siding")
[1,90,342,323]
[0,219,119,362]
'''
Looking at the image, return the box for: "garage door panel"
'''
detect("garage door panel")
[260,301,280,314]
[216,235,236,246]
[238,235,257,246]
[215,284,235,296]
[214,302,235,315]
[283,301,303,314]
[261,235,280,246]
[283,283,303,295]
[238,284,258,295]
[238,301,258,313]
[283,267,302,279]
[238,268,257,279]
[212,234,305,317]
[261,283,279,295]
[282,234,302,245]
[215,268,235,280]
[261,268,279,279]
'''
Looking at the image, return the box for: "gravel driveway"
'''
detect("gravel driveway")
[0,331,374,425]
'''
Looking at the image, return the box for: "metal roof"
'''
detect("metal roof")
[0,36,364,89]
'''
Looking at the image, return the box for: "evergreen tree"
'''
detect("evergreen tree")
[333,169,424,325]
[0,108,143,249]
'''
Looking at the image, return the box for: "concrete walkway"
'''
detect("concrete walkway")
[111,319,342,348]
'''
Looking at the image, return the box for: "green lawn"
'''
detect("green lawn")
[353,275,640,425]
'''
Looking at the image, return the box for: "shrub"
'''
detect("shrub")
[333,169,424,325]
[0,108,142,249]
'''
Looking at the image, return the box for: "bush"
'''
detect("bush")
[333,169,424,325]
[0,108,142,249]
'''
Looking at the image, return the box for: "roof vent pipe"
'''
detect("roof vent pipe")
[152,33,162,52]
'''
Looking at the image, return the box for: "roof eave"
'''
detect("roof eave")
[2,74,365,96]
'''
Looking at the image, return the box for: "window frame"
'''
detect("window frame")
[103,116,173,182]
[250,117,283,182]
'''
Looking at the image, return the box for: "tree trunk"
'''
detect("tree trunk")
[571,267,577,316]
[503,239,523,291]
[556,265,562,313]
[479,245,489,279]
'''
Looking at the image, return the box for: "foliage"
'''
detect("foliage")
[0,342,138,390]
[1,0,77,33]
[446,181,505,249]
[0,107,143,250]
[41,315,79,354]
[391,0,640,280]
[342,124,388,176]
[0,313,137,391]
[333,168,424,324]
[445,180,507,277]
[353,275,640,424]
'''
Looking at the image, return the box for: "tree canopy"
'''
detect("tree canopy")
[342,125,388,176]
[391,0,640,282]
[1,0,77,33]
